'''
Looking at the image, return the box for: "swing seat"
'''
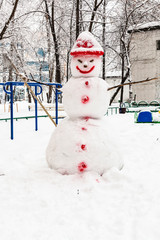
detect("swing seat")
[137,111,152,123]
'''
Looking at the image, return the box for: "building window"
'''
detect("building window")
[156,40,160,50]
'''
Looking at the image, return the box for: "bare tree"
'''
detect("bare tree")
[66,0,75,81]
[88,0,103,32]
[44,0,61,84]
[76,0,80,38]
[0,0,4,9]
[45,12,54,102]
[0,0,19,40]
[102,0,106,80]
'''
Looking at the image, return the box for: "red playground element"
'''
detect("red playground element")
[76,65,95,74]
[81,95,89,104]
[81,144,87,151]
[78,162,87,172]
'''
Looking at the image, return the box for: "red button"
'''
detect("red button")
[85,81,89,86]
[81,144,86,151]
[81,95,89,104]
[83,116,90,121]
[78,162,87,172]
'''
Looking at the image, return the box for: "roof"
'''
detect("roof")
[128,21,160,33]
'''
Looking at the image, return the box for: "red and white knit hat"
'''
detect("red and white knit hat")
[70,31,104,56]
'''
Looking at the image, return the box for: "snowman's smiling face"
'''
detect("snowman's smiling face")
[71,55,101,77]
[76,57,95,74]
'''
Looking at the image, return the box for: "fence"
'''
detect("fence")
[106,102,160,116]
[106,107,119,116]
[1,81,62,139]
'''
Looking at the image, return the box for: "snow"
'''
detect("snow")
[1,112,160,239]
[128,21,160,32]
[153,111,160,122]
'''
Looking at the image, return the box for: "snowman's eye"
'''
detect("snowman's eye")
[90,59,94,62]
[78,59,83,63]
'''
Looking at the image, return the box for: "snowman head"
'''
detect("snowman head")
[70,31,104,78]
[71,55,102,77]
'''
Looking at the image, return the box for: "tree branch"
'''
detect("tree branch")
[108,77,158,91]
[0,0,19,40]
[89,0,103,32]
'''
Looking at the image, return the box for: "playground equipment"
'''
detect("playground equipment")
[137,111,152,123]
[2,81,62,139]
[135,110,160,123]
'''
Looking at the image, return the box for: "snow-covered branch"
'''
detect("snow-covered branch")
[0,0,19,40]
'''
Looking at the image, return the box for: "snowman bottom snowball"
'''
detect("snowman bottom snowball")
[46,117,123,175]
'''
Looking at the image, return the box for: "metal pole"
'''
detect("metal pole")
[10,82,14,140]
[35,85,38,131]
[55,88,58,125]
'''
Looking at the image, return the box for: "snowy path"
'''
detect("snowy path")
[0,114,160,240]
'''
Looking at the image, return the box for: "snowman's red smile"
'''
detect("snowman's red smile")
[76,66,95,74]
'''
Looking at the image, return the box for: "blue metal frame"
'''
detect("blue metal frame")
[45,82,62,125]
[2,81,62,139]
[34,84,42,131]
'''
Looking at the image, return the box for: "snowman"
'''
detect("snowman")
[46,31,123,175]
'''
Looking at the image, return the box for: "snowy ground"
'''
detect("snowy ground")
[0,110,160,240]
